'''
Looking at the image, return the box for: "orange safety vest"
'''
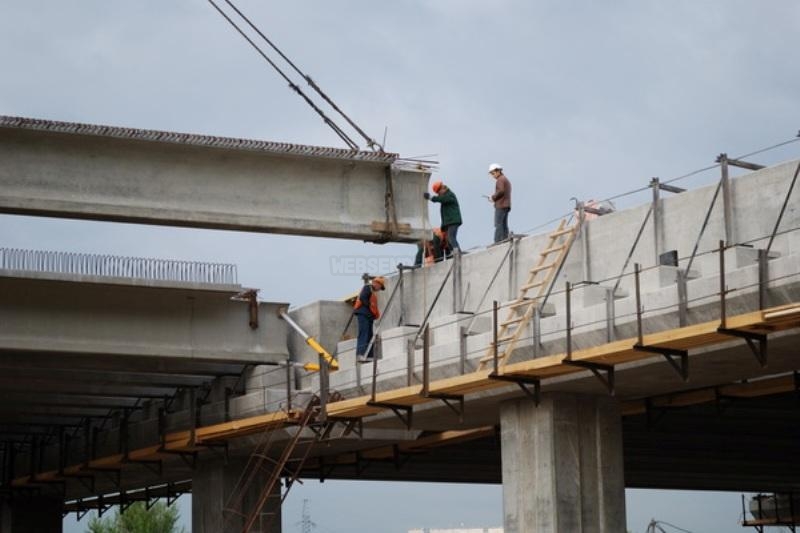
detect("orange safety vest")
[353,285,380,319]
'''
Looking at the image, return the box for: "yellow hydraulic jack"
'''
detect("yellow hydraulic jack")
[279,310,339,372]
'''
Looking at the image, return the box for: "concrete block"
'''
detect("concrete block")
[335,338,357,367]
[733,245,780,268]
[428,312,473,345]
[244,364,289,390]
[574,284,630,307]
[379,326,417,358]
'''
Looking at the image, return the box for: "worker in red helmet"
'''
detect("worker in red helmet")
[424,180,462,256]
[414,227,445,267]
[353,276,385,362]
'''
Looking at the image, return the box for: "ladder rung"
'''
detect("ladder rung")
[530,262,556,273]
[479,352,506,364]
[510,299,536,308]
[540,244,566,255]
[550,226,576,237]
[496,334,516,343]
[501,317,525,327]
[521,281,545,291]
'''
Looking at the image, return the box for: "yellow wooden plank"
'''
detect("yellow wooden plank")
[17,303,797,490]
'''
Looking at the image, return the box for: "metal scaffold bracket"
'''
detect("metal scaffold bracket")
[489,373,541,405]
[424,393,465,422]
[312,414,363,441]
[420,324,465,421]
[634,344,689,381]
[562,359,616,395]
[717,328,768,367]
[365,401,413,429]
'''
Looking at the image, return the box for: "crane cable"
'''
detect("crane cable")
[220,0,384,152]
[207,0,360,151]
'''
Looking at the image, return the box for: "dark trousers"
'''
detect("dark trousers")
[443,224,461,254]
[356,313,374,358]
[494,207,510,243]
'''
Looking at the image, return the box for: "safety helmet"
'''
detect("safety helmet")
[488,163,503,173]
[372,276,386,290]
[431,181,443,194]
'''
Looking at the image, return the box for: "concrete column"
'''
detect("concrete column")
[193,456,281,533]
[0,496,62,533]
[500,393,626,533]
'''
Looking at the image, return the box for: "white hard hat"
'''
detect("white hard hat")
[488,163,503,172]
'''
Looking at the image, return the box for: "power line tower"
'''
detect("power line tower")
[301,499,316,533]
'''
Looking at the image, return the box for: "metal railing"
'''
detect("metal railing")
[0,247,238,285]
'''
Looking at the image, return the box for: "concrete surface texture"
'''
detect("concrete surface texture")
[1,157,799,532]
[288,159,800,396]
[500,393,625,533]
[0,273,289,364]
[0,115,431,242]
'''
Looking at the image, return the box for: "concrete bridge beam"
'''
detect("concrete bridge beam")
[0,275,289,365]
[0,116,430,242]
[500,393,626,533]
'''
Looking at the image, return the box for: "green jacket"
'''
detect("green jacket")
[431,188,462,226]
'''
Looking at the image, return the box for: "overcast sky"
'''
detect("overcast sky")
[2,1,799,532]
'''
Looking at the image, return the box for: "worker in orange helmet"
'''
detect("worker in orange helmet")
[424,180,462,257]
[353,276,385,362]
[414,227,446,266]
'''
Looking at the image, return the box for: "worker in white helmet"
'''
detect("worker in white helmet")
[488,163,512,242]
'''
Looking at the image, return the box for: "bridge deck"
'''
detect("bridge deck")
[326,303,800,416]
[11,302,800,489]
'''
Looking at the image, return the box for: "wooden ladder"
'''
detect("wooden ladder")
[478,219,580,371]
[225,398,321,533]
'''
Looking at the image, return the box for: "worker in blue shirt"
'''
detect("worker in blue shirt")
[353,276,385,362]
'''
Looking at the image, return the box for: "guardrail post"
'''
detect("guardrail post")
[459,326,467,374]
[605,286,616,342]
[406,338,415,386]
[758,248,769,310]
[453,251,462,314]
[635,263,643,344]
[719,154,735,245]
[492,301,499,375]
[318,353,329,423]
[566,282,572,359]
[719,240,727,328]
[651,178,663,264]
[532,306,541,358]
[421,326,431,396]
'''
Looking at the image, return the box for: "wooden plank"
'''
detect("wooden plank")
[370,221,412,235]
[17,303,799,490]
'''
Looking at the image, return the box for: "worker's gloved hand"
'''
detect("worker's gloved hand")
[423,192,431,200]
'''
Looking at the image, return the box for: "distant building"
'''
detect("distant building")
[408,529,503,533]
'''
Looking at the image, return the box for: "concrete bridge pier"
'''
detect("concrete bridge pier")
[500,393,626,533]
[0,496,62,532]
[192,456,281,533]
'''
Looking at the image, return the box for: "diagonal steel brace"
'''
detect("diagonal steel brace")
[634,344,689,381]
[717,328,768,367]
[489,373,541,405]
[562,359,615,395]
[366,401,413,429]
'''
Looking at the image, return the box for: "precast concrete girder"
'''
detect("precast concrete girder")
[0,389,165,404]
[0,352,246,377]
[0,368,210,389]
[0,275,289,365]
[0,116,430,242]
[0,378,183,398]
[0,405,116,418]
